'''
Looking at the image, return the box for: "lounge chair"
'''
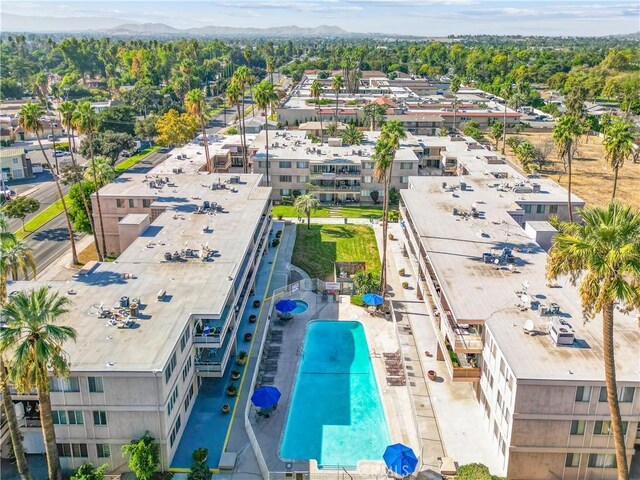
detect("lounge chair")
[387,376,406,386]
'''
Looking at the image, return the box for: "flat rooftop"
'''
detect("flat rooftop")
[9,172,271,373]
[402,176,639,382]
[250,129,420,164]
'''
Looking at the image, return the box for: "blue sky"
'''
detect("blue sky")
[3,0,639,35]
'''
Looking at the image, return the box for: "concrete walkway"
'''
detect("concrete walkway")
[215,221,297,479]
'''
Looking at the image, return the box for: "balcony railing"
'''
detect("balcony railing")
[193,332,222,346]
[309,171,361,179]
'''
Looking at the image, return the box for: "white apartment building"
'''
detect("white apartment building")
[2,169,272,474]
[250,129,420,204]
[399,141,639,478]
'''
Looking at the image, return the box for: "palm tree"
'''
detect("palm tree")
[553,115,583,222]
[500,84,513,153]
[83,156,116,188]
[373,121,406,299]
[363,103,387,131]
[0,287,76,480]
[547,203,640,480]
[254,81,279,188]
[294,194,320,229]
[19,102,79,265]
[58,101,100,254]
[225,81,247,173]
[331,75,344,128]
[603,117,635,199]
[340,124,364,146]
[266,57,275,84]
[185,89,212,173]
[310,80,324,142]
[233,67,253,169]
[450,77,461,132]
[2,238,36,282]
[0,223,32,480]
[73,102,106,260]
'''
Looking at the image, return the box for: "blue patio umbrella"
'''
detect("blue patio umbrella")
[362,293,384,306]
[251,386,281,408]
[383,443,419,476]
[275,299,297,313]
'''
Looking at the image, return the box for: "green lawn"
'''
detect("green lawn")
[272,204,396,219]
[292,224,381,281]
[272,205,331,218]
[114,146,160,174]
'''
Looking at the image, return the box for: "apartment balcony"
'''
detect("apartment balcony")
[195,328,234,377]
[309,171,361,180]
[310,183,361,193]
[441,339,481,382]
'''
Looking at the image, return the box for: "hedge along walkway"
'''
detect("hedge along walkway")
[272,204,398,220]
[14,146,160,239]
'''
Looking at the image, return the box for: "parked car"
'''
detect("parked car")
[120,150,131,157]
[52,150,68,157]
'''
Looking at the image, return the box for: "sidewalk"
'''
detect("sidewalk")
[382,222,502,474]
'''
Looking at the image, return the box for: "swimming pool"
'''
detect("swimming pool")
[281,321,389,468]
[291,300,308,315]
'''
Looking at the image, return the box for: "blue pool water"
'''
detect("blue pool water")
[291,300,309,315]
[281,321,389,467]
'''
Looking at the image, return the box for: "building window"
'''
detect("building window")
[182,357,192,382]
[165,352,177,383]
[536,204,546,214]
[169,414,182,447]
[143,199,152,208]
[599,386,635,403]
[588,453,616,468]
[400,176,409,183]
[167,385,179,416]
[594,420,627,436]
[297,175,307,183]
[116,199,125,208]
[53,411,67,425]
[67,411,84,425]
[72,444,88,457]
[96,444,111,458]
[12,158,19,165]
[280,189,291,197]
[129,199,136,208]
[93,411,107,426]
[296,161,308,168]
[565,453,581,468]
[279,175,292,183]
[88,377,104,393]
[279,161,292,169]
[179,328,190,352]
[57,444,72,457]
[549,205,558,214]
[258,161,266,169]
[522,204,532,214]
[400,162,413,170]
[575,386,591,402]
[570,420,585,435]
[50,377,80,392]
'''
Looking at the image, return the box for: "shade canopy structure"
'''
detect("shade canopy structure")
[363,293,384,306]
[275,299,297,313]
[251,386,282,408]
[383,443,418,476]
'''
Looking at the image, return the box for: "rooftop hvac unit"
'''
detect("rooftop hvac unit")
[230,176,240,184]
[532,183,541,193]
[549,319,575,346]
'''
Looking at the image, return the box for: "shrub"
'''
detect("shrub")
[187,460,210,480]
[353,270,379,296]
[402,281,409,289]
[272,238,280,247]
[121,432,159,480]
[457,463,505,480]
[351,294,365,306]
[388,210,400,223]
[71,463,108,480]
[280,195,293,206]
[225,126,239,135]
[192,448,208,463]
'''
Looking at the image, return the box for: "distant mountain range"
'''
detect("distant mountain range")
[1,14,352,37]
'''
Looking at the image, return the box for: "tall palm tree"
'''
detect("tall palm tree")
[0,222,32,480]
[331,74,344,129]
[233,67,253,167]
[450,77,461,132]
[603,117,635,199]
[553,115,583,222]
[294,194,320,229]
[73,102,106,260]
[2,238,36,282]
[547,203,640,480]
[266,57,275,84]
[310,80,324,142]
[225,81,247,173]
[0,287,76,480]
[185,89,212,173]
[254,81,279,187]
[18,103,79,265]
[83,156,116,188]
[500,84,513,153]
[373,120,406,299]
[58,101,100,254]
[363,103,387,132]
